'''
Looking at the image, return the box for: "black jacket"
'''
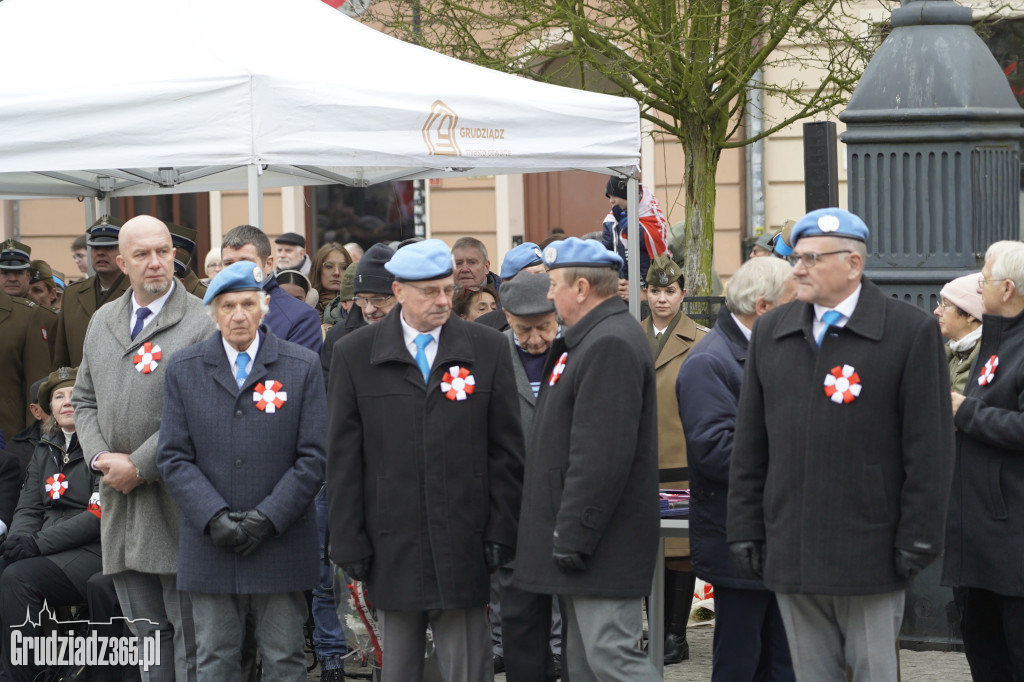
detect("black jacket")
[943,308,1024,596]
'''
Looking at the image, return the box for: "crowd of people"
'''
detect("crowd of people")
[0,192,1021,682]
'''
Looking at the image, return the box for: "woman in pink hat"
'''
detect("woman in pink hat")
[934,273,985,392]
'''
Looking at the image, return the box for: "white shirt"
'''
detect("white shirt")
[812,284,862,341]
[222,334,260,379]
[129,280,175,338]
[652,322,668,338]
[400,312,442,369]
[731,313,753,341]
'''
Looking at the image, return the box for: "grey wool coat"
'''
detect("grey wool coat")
[157,329,325,594]
[728,279,955,595]
[73,282,216,575]
[327,308,524,611]
[513,297,660,598]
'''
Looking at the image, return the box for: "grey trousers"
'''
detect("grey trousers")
[113,571,197,682]
[562,595,661,682]
[189,591,308,682]
[378,606,492,682]
[775,590,905,682]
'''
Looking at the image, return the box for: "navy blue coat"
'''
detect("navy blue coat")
[676,306,762,590]
[263,274,323,354]
[157,329,326,594]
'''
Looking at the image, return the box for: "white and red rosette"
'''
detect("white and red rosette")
[548,352,568,387]
[253,380,287,413]
[132,342,162,374]
[45,473,69,500]
[441,366,476,401]
[978,355,999,386]
[823,364,861,404]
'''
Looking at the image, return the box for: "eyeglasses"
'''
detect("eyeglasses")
[936,298,956,310]
[978,276,1006,289]
[353,295,393,308]
[404,283,456,299]
[786,250,852,268]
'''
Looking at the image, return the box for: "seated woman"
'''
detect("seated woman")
[453,284,499,322]
[0,367,101,682]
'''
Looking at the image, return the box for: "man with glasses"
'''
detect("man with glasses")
[326,239,524,682]
[728,207,955,681]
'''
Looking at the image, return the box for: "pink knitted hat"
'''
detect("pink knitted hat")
[940,273,985,321]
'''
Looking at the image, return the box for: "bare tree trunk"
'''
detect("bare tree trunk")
[678,127,722,298]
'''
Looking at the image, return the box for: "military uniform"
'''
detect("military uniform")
[0,291,53,444]
[168,223,208,300]
[182,269,207,299]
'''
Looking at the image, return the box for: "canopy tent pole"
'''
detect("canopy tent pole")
[247,164,263,229]
[627,176,641,321]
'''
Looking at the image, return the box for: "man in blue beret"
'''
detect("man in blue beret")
[157,260,326,682]
[728,207,955,680]
[477,242,547,332]
[327,238,524,682]
[514,237,663,681]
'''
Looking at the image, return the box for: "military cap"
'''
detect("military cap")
[167,223,198,254]
[354,243,396,295]
[500,242,544,280]
[790,208,869,245]
[29,259,54,284]
[38,366,78,414]
[203,260,265,304]
[275,232,306,249]
[173,248,193,278]
[542,237,623,270]
[338,262,358,301]
[384,239,454,281]
[645,253,682,288]
[86,215,124,247]
[771,220,797,257]
[51,269,67,291]
[500,272,555,317]
[0,239,31,270]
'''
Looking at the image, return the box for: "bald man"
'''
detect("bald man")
[74,215,216,682]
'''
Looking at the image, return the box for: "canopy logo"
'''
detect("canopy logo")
[422,100,461,156]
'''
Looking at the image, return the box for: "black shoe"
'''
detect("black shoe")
[319,658,346,681]
[664,632,690,665]
[493,654,505,674]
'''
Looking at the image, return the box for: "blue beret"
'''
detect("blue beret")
[790,208,869,245]
[0,239,31,270]
[542,237,623,270]
[203,260,265,304]
[500,242,544,279]
[384,239,453,281]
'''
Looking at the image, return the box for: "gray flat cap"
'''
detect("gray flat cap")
[500,272,555,316]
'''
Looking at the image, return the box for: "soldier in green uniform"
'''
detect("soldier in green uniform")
[167,223,208,299]
[0,239,32,299]
[0,285,53,443]
[52,216,130,369]
[27,260,59,310]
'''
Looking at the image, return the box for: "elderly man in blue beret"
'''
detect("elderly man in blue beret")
[476,242,546,332]
[156,260,326,682]
[728,208,955,681]
[514,237,662,681]
[327,239,524,682]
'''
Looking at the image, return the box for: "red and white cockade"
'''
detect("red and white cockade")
[254,380,287,413]
[824,364,861,404]
[132,342,162,374]
[978,355,999,386]
[441,366,476,401]
[548,352,568,387]
[45,473,69,500]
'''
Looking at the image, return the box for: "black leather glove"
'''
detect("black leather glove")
[553,549,587,573]
[729,541,765,580]
[484,542,514,573]
[894,548,935,579]
[339,556,373,583]
[207,510,247,549]
[230,510,276,558]
[3,534,40,562]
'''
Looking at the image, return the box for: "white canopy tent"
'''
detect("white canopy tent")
[0,0,646,313]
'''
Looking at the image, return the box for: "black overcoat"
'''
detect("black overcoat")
[327,308,524,611]
[513,297,660,597]
[943,308,1024,596]
[728,279,955,595]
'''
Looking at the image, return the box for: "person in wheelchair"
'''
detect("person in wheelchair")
[0,367,102,682]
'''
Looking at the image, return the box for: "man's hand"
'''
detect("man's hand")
[894,548,935,579]
[484,542,514,573]
[339,556,373,583]
[617,278,629,301]
[729,541,765,580]
[552,549,587,573]
[230,510,276,557]
[951,391,966,417]
[611,205,626,223]
[206,510,247,549]
[97,452,144,494]
[2,534,40,562]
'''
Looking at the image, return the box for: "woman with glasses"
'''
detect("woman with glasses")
[934,274,985,393]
